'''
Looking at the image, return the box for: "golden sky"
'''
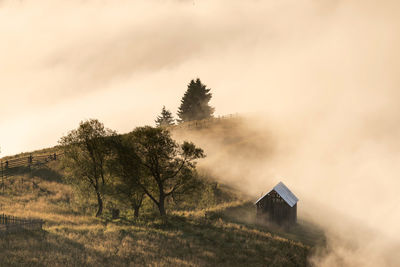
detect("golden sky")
[1,0,399,157]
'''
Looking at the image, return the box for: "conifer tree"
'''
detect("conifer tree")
[177,78,214,122]
[155,106,175,127]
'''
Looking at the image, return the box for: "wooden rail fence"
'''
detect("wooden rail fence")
[0,152,63,192]
[0,214,44,234]
[172,113,240,130]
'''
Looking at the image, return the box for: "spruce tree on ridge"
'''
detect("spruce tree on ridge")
[155,106,175,127]
[177,78,214,122]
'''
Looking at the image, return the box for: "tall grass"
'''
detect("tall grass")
[0,170,315,266]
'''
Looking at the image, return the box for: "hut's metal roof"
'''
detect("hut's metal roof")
[255,181,299,207]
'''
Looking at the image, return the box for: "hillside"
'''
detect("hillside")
[0,116,325,266]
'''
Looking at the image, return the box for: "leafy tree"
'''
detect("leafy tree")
[108,134,145,218]
[155,106,175,127]
[59,119,115,217]
[130,126,205,216]
[177,78,215,122]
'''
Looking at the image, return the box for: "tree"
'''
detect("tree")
[177,78,215,122]
[155,106,175,127]
[59,119,115,217]
[130,126,205,216]
[108,134,145,218]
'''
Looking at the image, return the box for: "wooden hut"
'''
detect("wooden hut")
[255,182,298,225]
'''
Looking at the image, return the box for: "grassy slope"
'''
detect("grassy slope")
[0,177,310,267]
[0,117,324,266]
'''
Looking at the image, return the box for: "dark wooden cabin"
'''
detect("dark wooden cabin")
[255,182,298,225]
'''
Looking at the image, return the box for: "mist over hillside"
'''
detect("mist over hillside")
[172,116,400,266]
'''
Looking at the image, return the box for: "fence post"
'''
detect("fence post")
[1,161,3,194]
[29,154,33,190]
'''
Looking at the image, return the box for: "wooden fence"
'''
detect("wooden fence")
[0,152,63,192]
[0,214,44,234]
[171,113,240,130]
[0,152,63,176]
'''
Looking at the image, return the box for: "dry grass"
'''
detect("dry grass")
[0,172,313,267]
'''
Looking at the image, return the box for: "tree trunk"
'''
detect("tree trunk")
[134,206,140,218]
[158,194,166,216]
[95,191,103,217]
[132,201,140,218]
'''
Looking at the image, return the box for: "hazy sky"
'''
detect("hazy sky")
[1,0,399,157]
[0,0,272,156]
